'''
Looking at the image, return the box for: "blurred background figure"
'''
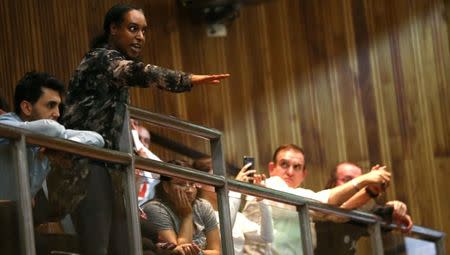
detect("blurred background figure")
[130,119,161,205]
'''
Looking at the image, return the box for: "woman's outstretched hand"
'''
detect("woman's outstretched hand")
[191,74,230,85]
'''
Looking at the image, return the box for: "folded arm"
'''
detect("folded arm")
[0,118,66,138]
[64,129,105,147]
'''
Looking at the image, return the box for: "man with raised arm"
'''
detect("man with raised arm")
[314,162,413,255]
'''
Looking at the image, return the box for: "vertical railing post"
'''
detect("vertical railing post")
[436,235,446,255]
[297,204,314,255]
[210,137,226,180]
[121,108,143,255]
[12,135,36,255]
[369,222,384,255]
[210,137,234,255]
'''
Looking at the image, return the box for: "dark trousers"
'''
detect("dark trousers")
[71,163,130,255]
[0,201,19,255]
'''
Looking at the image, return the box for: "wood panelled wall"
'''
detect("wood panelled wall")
[1,0,449,249]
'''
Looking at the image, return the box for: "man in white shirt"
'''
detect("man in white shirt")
[243,144,391,255]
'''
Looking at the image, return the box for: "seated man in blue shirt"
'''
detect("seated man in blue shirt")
[0,71,104,202]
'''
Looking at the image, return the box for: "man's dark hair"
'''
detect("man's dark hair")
[14,71,65,115]
[91,3,143,49]
[272,144,306,170]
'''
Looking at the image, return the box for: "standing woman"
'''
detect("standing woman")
[62,3,229,255]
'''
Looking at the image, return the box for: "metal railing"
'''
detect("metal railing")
[0,105,446,255]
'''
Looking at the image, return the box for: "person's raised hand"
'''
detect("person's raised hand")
[394,213,413,233]
[253,173,267,186]
[385,200,413,233]
[370,164,381,171]
[235,162,256,183]
[136,148,147,158]
[130,119,139,130]
[364,166,391,187]
[386,200,407,218]
[254,173,268,202]
[365,165,391,194]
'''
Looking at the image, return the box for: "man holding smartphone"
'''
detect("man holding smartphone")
[242,156,255,183]
[242,144,391,255]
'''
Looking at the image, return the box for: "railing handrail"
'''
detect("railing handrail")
[0,124,131,164]
[0,123,445,242]
[129,106,222,139]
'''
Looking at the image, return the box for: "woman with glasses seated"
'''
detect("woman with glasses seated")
[142,160,221,255]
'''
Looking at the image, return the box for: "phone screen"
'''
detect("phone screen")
[243,156,255,169]
[243,156,255,183]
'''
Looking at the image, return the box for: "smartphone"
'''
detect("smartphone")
[243,156,255,183]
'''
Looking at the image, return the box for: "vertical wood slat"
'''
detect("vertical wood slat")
[0,0,449,252]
